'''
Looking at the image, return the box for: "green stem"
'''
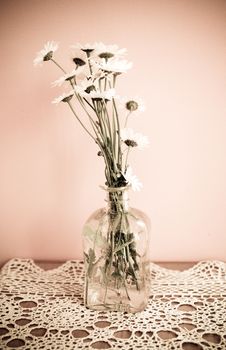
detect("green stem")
[94,101,118,180]
[103,100,113,152]
[67,101,96,141]
[101,102,118,174]
[75,93,99,133]
[125,146,130,171]
[124,111,132,128]
[109,76,122,169]
[95,101,107,142]
[86,52,93,75]
[50,58,66,74]
[84,98,96,111]
[103,230,114,304]
[112,98,122,168]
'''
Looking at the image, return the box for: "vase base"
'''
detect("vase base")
[85,282,149,313]
[85,303,147,313]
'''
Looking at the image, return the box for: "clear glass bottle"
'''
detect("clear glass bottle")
[82,186,151,313]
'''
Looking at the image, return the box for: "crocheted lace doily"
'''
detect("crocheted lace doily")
[0,259,226,350]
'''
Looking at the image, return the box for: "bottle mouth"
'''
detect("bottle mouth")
[100,185,131,193]
[101,185,130,212]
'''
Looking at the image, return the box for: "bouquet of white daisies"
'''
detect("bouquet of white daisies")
[34,41,149,192]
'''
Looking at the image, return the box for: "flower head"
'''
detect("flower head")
[71,42,97,54]
[52,90,74,104]
[33,41,59,66]
[121,128,149,150]
[98,58,133,74]
[52,67,84,87]
[94,42,127,59]
[124,167,143,191]
[73,57,86,67]
[89,88,116,101]
[73,78,97,96]
[120,96,146,112]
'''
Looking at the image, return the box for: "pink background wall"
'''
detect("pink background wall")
[0,0,226,264]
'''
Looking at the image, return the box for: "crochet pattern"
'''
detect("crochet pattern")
[0,259,226,349]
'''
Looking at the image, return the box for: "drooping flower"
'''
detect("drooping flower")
[94,42,127,59]
[33,41,59,66]
[124,166,143,191]
[120,96,146,112]
[52,90,74,104]
[51,67,84,87]
[121,128,149,150]
[98,58,133,74]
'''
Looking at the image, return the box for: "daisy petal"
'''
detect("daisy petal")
[124,167,143,191]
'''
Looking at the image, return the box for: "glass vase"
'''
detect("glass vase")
[82,186,151,313]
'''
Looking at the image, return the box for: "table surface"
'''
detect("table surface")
[35,260,195,271]
[1,261,221,350]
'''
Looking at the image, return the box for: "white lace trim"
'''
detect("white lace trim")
[0,259,226,349]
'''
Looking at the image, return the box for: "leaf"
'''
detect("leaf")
[88,248,96,264]
[83,225,107,247]
[84,252,89,263]
[87,248,96,278]
[113,239,134,253]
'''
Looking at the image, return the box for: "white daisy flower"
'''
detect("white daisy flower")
[33,41,59,66]
[71,42,97,54]
[124,166,143,192]
[52,90,74,104]
[98,58,133,74]
[73,85,85,96]
[94,42,127,59]
[51,67,84,87]
[73,78,97,96]
[72,57,86,67]
[120,96,146,112]
[121,128,149,150]
[89,88,116,101]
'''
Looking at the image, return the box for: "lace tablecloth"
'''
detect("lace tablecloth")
[0,259,226,350]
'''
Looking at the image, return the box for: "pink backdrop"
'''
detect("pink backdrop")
[0,0,226,264]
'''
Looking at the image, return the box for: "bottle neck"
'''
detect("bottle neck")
[105,187,130,214]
